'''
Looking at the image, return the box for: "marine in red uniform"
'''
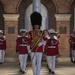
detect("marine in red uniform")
[29,12,46,75]
[69,34,73,48]
[45,29,59,74]
[16,29,30,74]
[0,30,6,64]
[69,30,75,63]
[69,34,73,62]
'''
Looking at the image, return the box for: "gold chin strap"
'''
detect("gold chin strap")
[30,30,43,50]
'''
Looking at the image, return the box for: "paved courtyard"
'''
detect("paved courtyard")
[0,58,75,75]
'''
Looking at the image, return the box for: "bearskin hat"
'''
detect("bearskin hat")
[30,11,42,27]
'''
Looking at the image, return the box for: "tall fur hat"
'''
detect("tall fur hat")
[30,11,42,27]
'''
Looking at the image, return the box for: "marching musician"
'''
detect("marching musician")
[0,30,6,64]
[29,12,46,75]
[45,29,59,74]
[69,30,75,63]
[16,29,31,74]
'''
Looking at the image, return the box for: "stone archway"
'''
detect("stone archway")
[18,0,56,33]
[18,0,32,33]
[42,0,56,30]
[17,0,58,13]
[0,1,4,31]
[25,4,48,31]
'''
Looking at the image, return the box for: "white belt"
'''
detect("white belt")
[48,46,56,48]
[20,44,27,46]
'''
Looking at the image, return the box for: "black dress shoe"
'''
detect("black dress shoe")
[19,63,20,65]
[0,62,3,64]
[47,64,51,73]
[73,61,75,63]
[20,69,22,72]
[22,71,25,74]
[49,69,51,73]
[51,71,55,74]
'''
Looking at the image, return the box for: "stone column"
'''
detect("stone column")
[3,14,19,61]
[55,14,71,57]
[33,0,41,12]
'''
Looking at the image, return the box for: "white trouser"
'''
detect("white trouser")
[31,52,43,75]
[46,56,56,72]
[72,50,75,61]
[0,50,5,62]
[19,54,28,72]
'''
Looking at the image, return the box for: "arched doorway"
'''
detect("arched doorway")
[0,1,4,31]
[18,0,56,33]
[42,0,56,30]
[25,4,48,31]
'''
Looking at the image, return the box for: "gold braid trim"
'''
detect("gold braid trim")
[30,30,43,50]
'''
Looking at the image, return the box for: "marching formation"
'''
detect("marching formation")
[0,11,74,75]
[15,11,60,75]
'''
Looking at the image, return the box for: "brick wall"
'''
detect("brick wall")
[56,21,70,57]
[0,0,74,57]
[4,21,18,57]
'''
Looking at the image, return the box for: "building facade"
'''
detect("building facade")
[0,0,75,58]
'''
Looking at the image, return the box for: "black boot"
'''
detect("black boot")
[0,62,3,64]
[19,69,22,72]
[47,64,51,73]
[49,69,51,73]
[51,71,55,74]
[22,71,25,74]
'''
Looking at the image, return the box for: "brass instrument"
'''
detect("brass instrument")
[30,30,43,50]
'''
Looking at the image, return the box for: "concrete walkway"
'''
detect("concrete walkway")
[0,58,75,75]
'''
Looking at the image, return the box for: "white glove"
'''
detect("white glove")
[38,41,46,47]
[38,42,43,47]
[43,41,46,46]
[28,50,31,53]
[27,45,31,53]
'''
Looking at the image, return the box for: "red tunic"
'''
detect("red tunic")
[29,30,44,52]
[71,34,75,50]
[0,36,6,50]
[45,38,58,56]
[69,34,73,48]
[16,36,31,54]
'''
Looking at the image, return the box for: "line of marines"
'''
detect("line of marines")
[0,11,75,75]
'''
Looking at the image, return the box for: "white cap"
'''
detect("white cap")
[54,36,58,40]
[20,29,27,33]
[48,29,57,34]
[17,35,21,37]
[0,30,3,34]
